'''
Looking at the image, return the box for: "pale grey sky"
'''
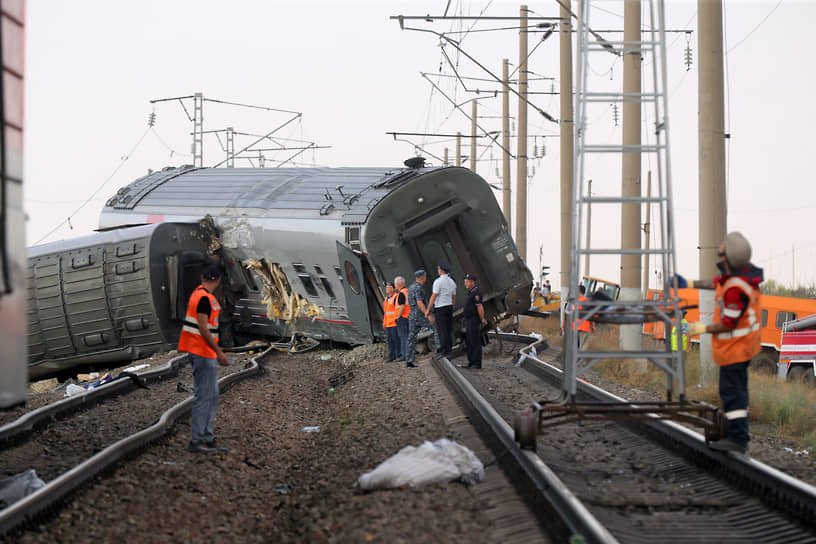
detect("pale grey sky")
[23,0,816,290]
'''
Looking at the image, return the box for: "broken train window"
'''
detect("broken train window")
[293,263,319,297]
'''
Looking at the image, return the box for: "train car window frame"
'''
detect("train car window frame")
[761,309,768,327]
[334,265,344,284]
[345,227,362,252]
[293,263,319,298]
[344,260,360,294]
[775,311,797,330]
[240,261,259,292]
[314,265,336,299]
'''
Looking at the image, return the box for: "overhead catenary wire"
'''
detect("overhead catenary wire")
[34,126,152,245]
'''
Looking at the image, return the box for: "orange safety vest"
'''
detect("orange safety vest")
[397,288,410,319]
[383,293,397,328]
[178,285,221,358]
[575,295,592,332]
[712,277,761,366]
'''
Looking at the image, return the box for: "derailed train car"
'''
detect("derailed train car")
[27,162,533,378]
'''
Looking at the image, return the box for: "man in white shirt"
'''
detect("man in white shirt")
[426,260,457,355]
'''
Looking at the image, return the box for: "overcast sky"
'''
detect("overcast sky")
[23,0,815,291]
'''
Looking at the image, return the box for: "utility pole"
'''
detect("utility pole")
[584,179,592,276]
[456,132,462,166]
[642,171,652,297]
[471,100,478,173]
[515,4,529,261]
[560,0,574,300]
[192,92,204,167]
[620,0,643,361]
[226,127,235,168]
[444,147,449,166]
[698,0,726,385]
[502,58,512,229]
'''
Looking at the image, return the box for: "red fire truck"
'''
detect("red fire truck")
[778,314,816,382]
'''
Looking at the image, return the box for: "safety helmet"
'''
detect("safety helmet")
[723,231,751,270]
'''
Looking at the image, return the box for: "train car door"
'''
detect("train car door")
[336,242,372,340]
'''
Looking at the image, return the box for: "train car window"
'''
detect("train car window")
[293,264,319,297]
[345,227,362,251]
[776,311,797,329]
[334,265,344,283]
[761,309,768,327]
[345,261,360,294]
[240,262,259,291]
[314,266,336,298]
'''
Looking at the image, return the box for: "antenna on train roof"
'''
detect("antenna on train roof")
[404,156,426,169]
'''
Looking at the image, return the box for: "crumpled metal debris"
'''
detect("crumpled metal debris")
[244,260,322,324]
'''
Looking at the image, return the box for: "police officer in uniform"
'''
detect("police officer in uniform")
[462,273,487,369]
[405,269,432,368]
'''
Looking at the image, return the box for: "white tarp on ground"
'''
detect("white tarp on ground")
[357,438,484,490]
[0,469,45,508]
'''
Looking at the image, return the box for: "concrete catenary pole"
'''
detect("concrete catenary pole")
[560,0,574,301]
[620,0,643,361]
[515,4,529,260]
[456,132,462,167]
[444,147,449,166]
[471,100,478,173]
[502,58,512,229]
[698,0,726,385]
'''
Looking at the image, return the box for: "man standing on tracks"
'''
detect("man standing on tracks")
[427,260,457,356]
[382,282,401,362]
[406,269,433,368]
[561,285,593,349]
[462,273,488,369]
[686,232,763,454]
[178,264,230,453]
[393,276,410,360]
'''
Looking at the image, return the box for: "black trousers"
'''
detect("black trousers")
[434,305,454,354]
[719,361,750,445]
[465,316,481,365]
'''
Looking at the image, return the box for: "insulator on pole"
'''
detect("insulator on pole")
[684,32,693,71]
[147,112,156,127]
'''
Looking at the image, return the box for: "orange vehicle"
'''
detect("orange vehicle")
[643,288,816,372]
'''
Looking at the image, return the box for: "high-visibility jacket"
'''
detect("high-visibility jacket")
[671,319,689,351]
[383,294,397,328]
[712,277,761,366]
[178,285,221,358]
[397,288,410,319]
[575,295,592,332]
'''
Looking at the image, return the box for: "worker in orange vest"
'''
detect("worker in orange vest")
[383,283,401,362]
[394,276,410,361]
[685,232,763,454]
[178,264,230,453]
[562,285,594,349]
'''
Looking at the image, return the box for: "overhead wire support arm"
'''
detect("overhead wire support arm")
[403,25,559,124]
[210,113,302,168]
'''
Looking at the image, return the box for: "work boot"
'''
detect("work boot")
[206,439,229,452]
[406,362,416,368]
[187,441,216,453]
[708,438,747,454]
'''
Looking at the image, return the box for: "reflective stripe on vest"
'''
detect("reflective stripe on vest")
[712,277,761,366]
[671,319,689,351]
[398,288,410,319]
[383,294,397,328]
[178,285,221,358]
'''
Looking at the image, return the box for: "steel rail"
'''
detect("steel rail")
[0,348,268,537]
[513,335,816,525]
[432,353,618,544]
[0,354,189,448]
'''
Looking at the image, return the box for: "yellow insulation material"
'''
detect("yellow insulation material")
[245,260,322,324]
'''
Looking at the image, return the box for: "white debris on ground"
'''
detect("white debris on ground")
[357,438,484,490]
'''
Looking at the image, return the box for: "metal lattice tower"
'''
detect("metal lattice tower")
[226,126,235,168]
[192,92,204,167]
[564,0,686,401]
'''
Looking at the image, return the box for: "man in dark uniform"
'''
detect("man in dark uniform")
[462,273,487,369]
[406,269,433,368]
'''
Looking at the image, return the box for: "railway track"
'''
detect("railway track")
[433,333,816,543]
[0,348,267,537]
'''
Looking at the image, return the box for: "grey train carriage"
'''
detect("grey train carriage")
[27,162,533,379]
[26,222,214,380]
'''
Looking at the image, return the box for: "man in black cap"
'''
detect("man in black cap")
[427,260,456,356]
[405,269,432,367]
[462,273,487,368]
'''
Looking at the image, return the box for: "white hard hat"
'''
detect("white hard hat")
[723,231,751,269]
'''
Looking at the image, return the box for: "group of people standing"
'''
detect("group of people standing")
[382,260,487,369]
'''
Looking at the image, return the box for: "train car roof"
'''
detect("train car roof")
[98,164,443,229]
[27,222,168,258]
